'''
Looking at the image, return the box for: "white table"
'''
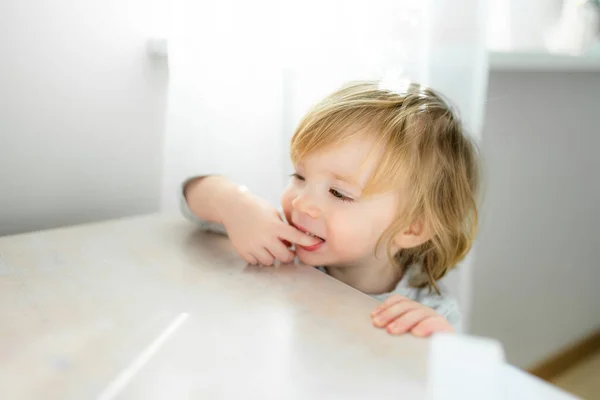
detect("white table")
[0,214,577,399]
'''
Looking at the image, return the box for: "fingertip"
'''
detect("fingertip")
[411,326,429,337]
[292,231,319,246]
[374,314,391,328]
[299,237,316,246]
[371,307,383,317]
[386,325,405,335]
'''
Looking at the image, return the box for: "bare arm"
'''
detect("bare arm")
[183,175,248,225]
[180,175,319,265]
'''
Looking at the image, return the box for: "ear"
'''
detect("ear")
[393,220,431,249]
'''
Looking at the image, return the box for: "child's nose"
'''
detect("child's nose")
[292,192,321,219]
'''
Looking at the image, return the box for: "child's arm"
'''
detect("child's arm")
[181,175,320,265]
[181,176,242,235]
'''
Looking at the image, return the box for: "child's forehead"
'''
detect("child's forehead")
[296,136,383,183]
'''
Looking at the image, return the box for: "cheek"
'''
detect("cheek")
[325,211,377,250]
[325,204,395,251]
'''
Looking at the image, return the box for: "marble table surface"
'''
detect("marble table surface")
[0,214,577,399]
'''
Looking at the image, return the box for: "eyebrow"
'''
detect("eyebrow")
[332,173,362,189]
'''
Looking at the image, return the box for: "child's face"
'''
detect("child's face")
[282,135,403,268]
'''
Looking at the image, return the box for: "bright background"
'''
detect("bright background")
[1,0,599,370]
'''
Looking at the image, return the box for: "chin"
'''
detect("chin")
[295,248,327,266]
[296,248,346,268]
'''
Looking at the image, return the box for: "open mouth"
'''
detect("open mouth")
[303,230,325,242]
[292,223,325,241]
[292,223,326,252]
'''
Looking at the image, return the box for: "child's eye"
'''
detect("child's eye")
[290,173,305,181]
[330,189,353,202]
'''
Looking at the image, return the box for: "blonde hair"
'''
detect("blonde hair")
[290,81,480,294]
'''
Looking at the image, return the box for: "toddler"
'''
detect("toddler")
[182,80,479,337]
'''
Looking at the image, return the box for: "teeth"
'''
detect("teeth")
[305,231,323,240]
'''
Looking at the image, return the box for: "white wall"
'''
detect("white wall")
[471,70,600,368]
[0,0,168,236]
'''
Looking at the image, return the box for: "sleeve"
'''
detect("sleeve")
[413,288,463,333]
[180,176,228,236]
[371,283,463,333]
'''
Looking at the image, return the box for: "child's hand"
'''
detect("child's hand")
[370,295,454,337]
[221,193,319,266]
